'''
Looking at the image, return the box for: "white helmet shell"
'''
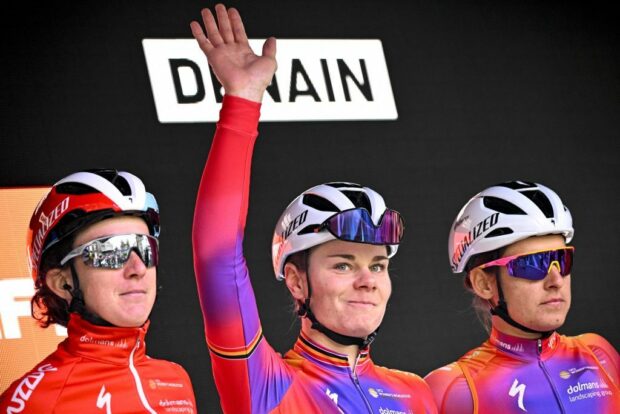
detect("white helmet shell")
[272,182,398,280]
[449,181,573,273]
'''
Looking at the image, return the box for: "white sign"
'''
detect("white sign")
[142,39,398,122]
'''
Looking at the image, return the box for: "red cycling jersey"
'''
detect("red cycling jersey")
[425,327,620,413]
[192,95,437,413]
[0,314,197,414]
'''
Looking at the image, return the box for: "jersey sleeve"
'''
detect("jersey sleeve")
[424,362,474,414]
[578,333,620,387]
[192,95,292,413]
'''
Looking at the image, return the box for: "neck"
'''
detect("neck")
[491,316,544,339]
[301,318,361,370]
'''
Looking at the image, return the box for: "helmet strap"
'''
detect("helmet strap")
[66,262,113,327]
[297,268,378,350]
[490,274,552,338]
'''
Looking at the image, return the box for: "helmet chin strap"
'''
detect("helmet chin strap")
[490,274,552,338]
[297,268,378,350]
[63,262,113,327]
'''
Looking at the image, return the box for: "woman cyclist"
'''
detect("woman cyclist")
[0,169,197,413]
[190,4,437,413]
[424,180,620,413]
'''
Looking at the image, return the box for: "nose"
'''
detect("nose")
[123,250,148,278]
[544,261,565,288]
[354,267,377,290]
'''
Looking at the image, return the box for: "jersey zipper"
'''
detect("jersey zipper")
[349,352,373,413]
[129,337,157,414]
[537,338,566,414]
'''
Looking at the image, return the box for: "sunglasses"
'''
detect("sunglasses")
[317,208,404,245]
[60,233,159,269]
[478,246,574,280]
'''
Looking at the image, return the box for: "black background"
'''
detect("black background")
[2,1,619,412]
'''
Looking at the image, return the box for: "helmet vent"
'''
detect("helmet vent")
[86,169,132,196]
[520,190,554,218]
[326,182,362,189]
[56,182,96,195]
[486,227,514,238]
[498,181,536,190]
[297,224,321,235]
[483,196,526,215]
[341,190,372,213]
[302,194,339,212]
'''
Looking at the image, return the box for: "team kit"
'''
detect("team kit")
[1,4,618,414]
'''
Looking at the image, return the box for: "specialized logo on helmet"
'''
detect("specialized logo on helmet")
[451,212,499,270]
[30,196,70,271]
[281,210,308,240]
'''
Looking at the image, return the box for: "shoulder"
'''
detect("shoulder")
[425,363,467,401]
[572,333,618,353]
[143,356,194,383]
[570,332,620,382]
[373,363,427,383]
[425,362,474,414]
[566,332,619,363]
[370,364,438,412]
[0,356,75,412]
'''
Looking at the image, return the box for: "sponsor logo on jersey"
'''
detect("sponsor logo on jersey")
[378,408,407,414]
[97,385,112,414]
[149,379,185,389]
[559,365,599,380]
[566,380,613,403]
[158,399,195,413]
[496,340,524,353]
[326,388,339,404]
[567,381,605,394]
[367,388,411,400]
[80,334,129,349]
[508,378,527,412]
[6,364,58,413]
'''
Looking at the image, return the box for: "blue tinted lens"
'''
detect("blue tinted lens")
[323,209,404,244]
[506,248,573,280]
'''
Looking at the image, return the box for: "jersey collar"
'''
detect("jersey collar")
[62,313,149,365]
[293,331,371,373]
[490,326,559,359]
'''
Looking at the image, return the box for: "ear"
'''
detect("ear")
[468,267,497,300]
[44,268,73,301]
[283,262,306,301]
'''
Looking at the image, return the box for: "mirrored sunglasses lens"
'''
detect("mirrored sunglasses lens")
[81,235,158,269]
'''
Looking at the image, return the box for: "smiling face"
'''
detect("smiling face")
[493,234,572,334]
[67,216,157,327]
[288,239,392,339]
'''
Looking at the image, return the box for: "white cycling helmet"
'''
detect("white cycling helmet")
[449,180,573,273]
[272,182,401,280]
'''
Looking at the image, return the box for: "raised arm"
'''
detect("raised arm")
[190,4,286,413]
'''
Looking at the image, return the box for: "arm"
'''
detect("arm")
[190,4,285,413]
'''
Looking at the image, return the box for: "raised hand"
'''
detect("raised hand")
[190,3,277,102]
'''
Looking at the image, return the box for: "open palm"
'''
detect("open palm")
[190,4,277,102]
